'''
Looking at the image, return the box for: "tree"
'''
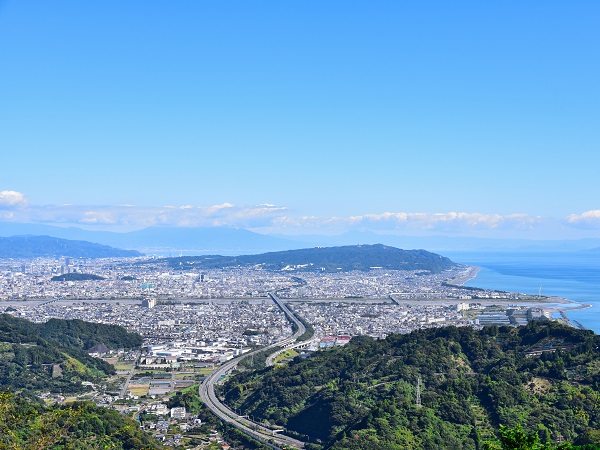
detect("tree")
[483,425,539,450]
[482,424,586,450]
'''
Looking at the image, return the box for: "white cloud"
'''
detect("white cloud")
[566,210,600,229]
[0,190,28,209]
[80,210,119,224]
[0,195,547,236]
[0,202,288,229]
[272,211,539,233]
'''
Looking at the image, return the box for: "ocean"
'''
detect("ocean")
[444,251,600,333]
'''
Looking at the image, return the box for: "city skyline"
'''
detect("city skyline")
[1,2,599,240]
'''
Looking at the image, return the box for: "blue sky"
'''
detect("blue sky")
[1,1,599,239]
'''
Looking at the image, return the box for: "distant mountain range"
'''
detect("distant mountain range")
[0,235,142,258]
[1,222,600,255]
[0,222,297,255]
[165,244,458,273]
[282,230,600,253]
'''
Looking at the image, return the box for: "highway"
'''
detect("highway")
[265,338,319,367]
[199,292,307,449]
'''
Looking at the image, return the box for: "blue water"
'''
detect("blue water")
[443,251,600,333]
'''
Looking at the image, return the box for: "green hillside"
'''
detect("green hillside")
[0,391,163,449]
[221,322,600,449]
[0,314,141,394]
[0,315,159,448]
[37,317,143,350]
[167,244,458,273]
[51,273,106,281]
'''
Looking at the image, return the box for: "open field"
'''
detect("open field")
[128,383,149,396]
[114,361,134,371]
[175,373,196,380]
[134,368,171,374]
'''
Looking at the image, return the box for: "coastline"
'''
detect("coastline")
[449,266,480,285]
[456,265,593,329]
[455,265,576,302]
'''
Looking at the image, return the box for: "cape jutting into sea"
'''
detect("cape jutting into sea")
[444,251,600,334]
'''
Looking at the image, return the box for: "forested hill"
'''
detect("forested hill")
[0,235,142,258]
[0,392,163,449]
[0,314,142,394]
[222,322,600,449]
[166,244,457,273]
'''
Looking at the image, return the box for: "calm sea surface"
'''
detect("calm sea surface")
[444,251,600,333]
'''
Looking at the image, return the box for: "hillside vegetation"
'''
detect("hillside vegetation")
[0,315,161,449]
[222,322,600,449]
[0,314,141,394]
[51,273,106,281]
[0,391,162,449]
[166,244,457,273]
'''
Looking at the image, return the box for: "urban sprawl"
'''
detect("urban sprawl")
[0,256,570,447]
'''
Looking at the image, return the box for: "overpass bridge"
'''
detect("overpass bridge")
[265,338,319,367]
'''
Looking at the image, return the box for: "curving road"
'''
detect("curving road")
[265,338,319,367]
[199,292,307,449]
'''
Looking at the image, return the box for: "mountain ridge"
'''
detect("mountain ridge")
[164,243,458,273]
[3,222,600,254]
[0,235,142,258]
[0,222,300,255]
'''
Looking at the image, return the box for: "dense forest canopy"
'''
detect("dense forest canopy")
[222,322,600,449]
[0,391,162,449]
[0,314,141,394]
[0,315,163,448]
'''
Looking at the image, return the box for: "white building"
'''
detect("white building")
[171,407,186,419]
[142,298,156,308]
